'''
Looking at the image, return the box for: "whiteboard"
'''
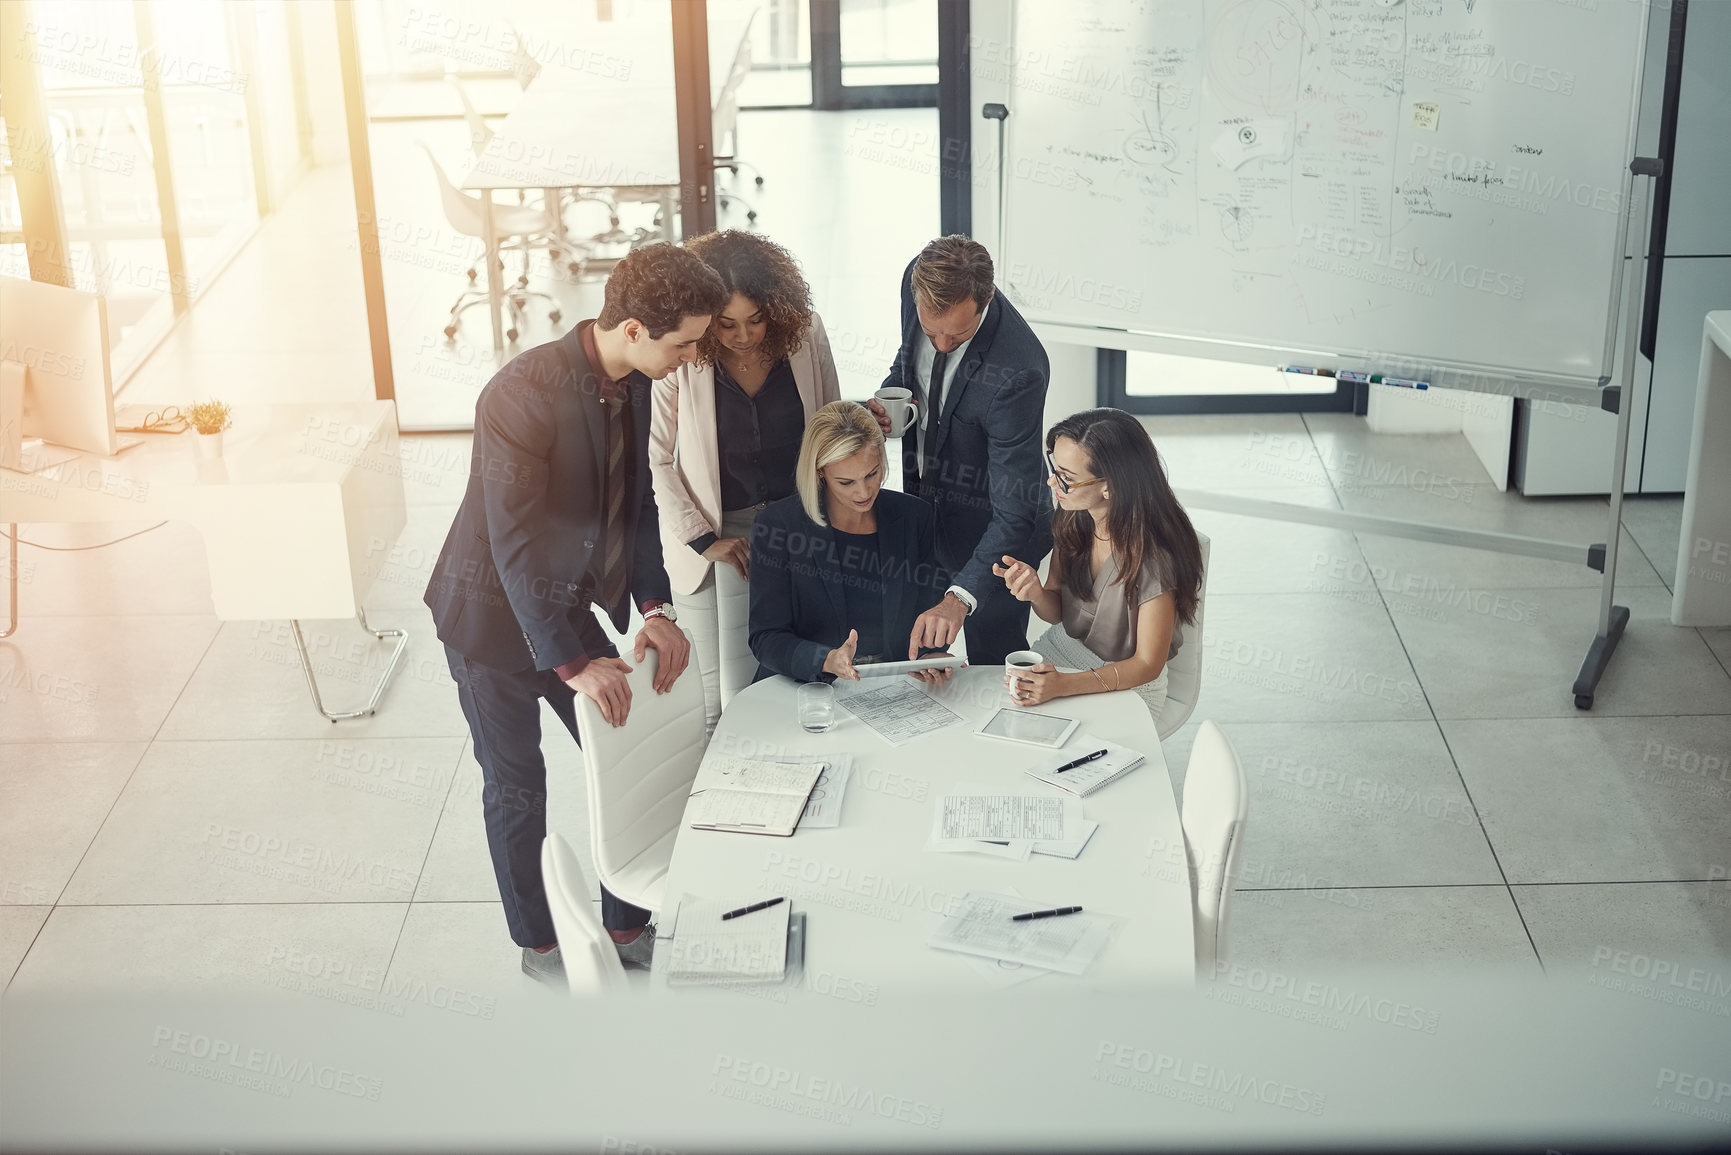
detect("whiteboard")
[999,0,1649,389]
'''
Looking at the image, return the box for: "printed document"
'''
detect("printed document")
[837,680,963,746]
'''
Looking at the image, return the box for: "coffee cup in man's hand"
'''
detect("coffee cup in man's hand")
[873,388,920,438]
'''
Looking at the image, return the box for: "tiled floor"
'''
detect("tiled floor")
[6,118,1730,1005]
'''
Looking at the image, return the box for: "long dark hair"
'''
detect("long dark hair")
[1047,408,1202,626]
[683,230,814,367]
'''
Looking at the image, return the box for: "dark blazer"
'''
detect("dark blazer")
[883,260,1053,593]
[748,490,950,683]
[424,323,670,674]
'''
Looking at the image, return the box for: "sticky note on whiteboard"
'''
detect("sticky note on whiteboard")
[1411,102,1440,131]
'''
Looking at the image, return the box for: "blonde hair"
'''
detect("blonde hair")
[911,235,994,314]
[795,401,885,526]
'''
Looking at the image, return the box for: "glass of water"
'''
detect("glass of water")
[797,682,835,733]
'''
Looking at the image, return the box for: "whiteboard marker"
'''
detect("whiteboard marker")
[1276,365,1334,376]
[1371,374,1429,390]
[1336,370,1372,384]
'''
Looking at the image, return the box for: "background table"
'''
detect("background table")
[1673,311,1731,626]
[460,17,743,354]
[1,402,408,717]
[651,665,1196,994]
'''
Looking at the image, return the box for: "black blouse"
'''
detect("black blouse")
[687,358,804,555]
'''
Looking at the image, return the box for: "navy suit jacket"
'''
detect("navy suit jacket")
[882,261,1054,593]
[748,491,950,683]
[424,323,670,674]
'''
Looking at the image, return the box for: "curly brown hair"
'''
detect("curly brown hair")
[683,230,814,367]
[597,243,728,338]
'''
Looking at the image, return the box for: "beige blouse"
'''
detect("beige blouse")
[1060,551,1181,664]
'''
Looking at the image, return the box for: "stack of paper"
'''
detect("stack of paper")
[664,895,792,986]
[687,755,828,836]
[926,791,1088,860]
[927,890,1116,975]
[1023,734,1146,797]
[798,755,854,829]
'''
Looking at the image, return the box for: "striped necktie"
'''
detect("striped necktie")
[920,347,949,499]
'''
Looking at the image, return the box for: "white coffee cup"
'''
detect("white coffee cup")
[874,387,920,438]
[1004,649,1044,706]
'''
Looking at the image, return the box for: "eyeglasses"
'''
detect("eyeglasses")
[1046,452,1105,495]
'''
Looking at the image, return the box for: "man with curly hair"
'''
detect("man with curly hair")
[425,243,728,987]
[869,235,1053,666]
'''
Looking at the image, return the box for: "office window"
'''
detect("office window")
[28,0,174,356]
[153,0,260,286]
[839,0,936,88]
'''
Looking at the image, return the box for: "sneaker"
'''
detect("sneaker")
[611,925,656,971]
[521,945,567,990]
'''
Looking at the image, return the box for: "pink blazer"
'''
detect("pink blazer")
[649,313,842,595]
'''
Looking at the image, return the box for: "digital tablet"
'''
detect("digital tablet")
[854,654,966,678]
[975,707,1080,748]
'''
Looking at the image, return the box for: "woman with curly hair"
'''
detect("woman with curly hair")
[649,230,841,733]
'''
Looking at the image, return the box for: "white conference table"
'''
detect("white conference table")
[460,18,743,355]
[650,665,1197,994]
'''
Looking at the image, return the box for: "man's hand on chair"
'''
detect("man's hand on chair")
[637,615,691,693]
[566,658,633,726]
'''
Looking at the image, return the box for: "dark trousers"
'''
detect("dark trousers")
[444,641,652,948]
[961,575,1037,666]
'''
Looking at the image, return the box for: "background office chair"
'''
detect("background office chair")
[571,638,706,919]
[1157,531,1209,739]
[713,563,755,717]
[418,143,563,342]
[540,833,630,995]
[605,12,764,232]
[1179,719,1248,981]
[712,9,763,223]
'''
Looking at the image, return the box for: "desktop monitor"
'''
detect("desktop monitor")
[0,274,117,457]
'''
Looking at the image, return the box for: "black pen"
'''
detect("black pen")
[1011,906,1082,922]
[721,896,785,921]
[1052,748,1108,774]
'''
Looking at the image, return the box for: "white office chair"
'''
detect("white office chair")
[714,562,755,715]
[418,143,562,342]
[571,637,707,917]
[1179,719,1247,981]
[540,833,630,995]
[713,9,763,222]
[1157,531,1209,740]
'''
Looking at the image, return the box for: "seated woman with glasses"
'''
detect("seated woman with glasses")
[749,401,956,685]
[992,407,1203,726]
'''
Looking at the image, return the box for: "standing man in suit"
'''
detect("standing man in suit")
[867,235,1053,666]
[425,244,728,986]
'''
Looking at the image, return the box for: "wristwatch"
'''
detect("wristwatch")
[644,603,678,624]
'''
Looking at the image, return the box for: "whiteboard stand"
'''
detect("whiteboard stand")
[1573,157,1662,710]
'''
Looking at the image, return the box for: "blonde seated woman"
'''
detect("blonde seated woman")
[993,408,1203,728]
[748,401,955,686]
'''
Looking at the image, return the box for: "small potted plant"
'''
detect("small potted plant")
[188,399,233,460]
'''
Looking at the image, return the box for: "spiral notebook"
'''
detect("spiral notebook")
[1023,735,1145,798]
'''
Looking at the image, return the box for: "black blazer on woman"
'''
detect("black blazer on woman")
[748,489,951,683]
